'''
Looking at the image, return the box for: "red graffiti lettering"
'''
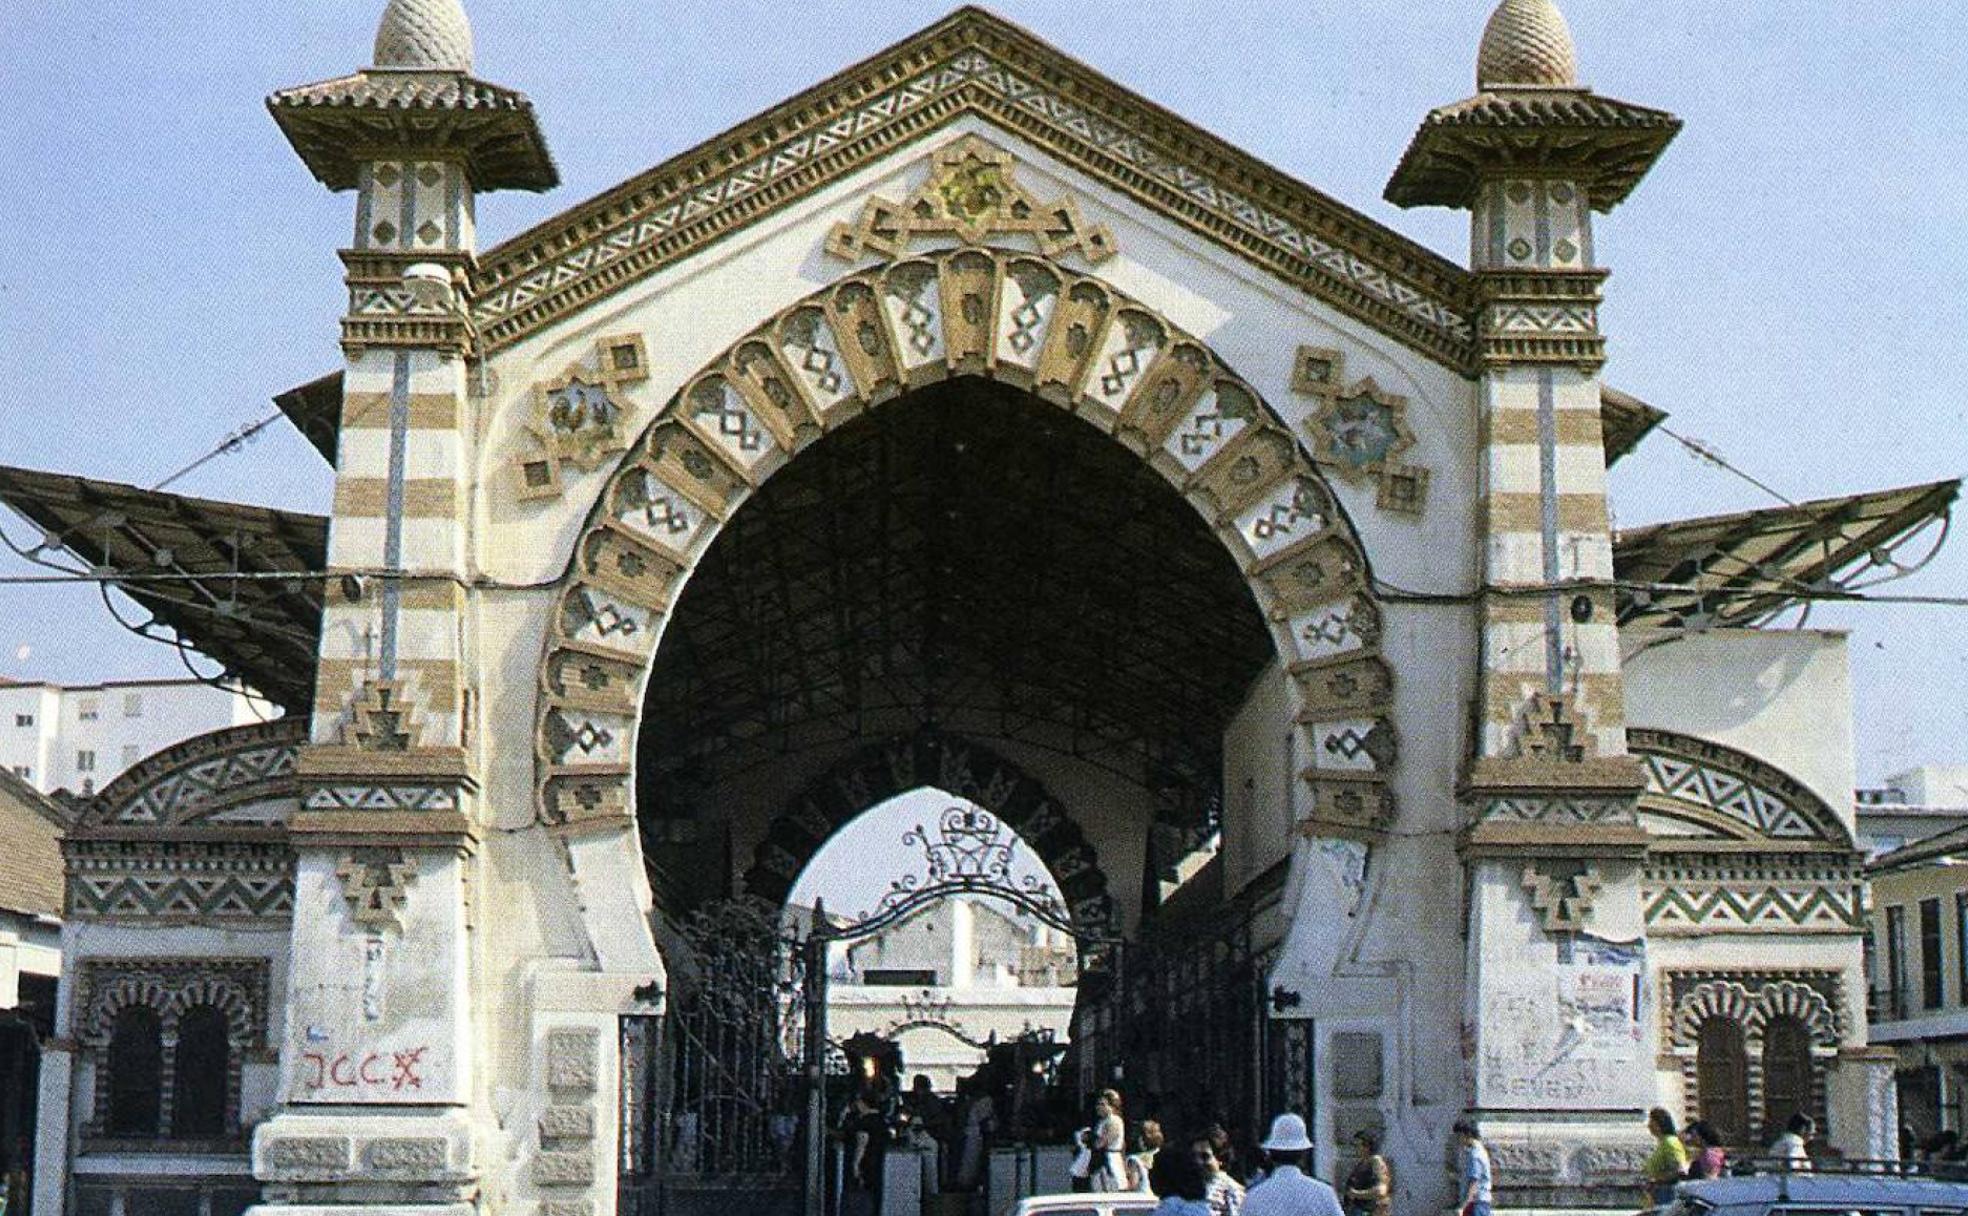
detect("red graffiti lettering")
[390,1046,427,1091]
[295,1042,432,1092]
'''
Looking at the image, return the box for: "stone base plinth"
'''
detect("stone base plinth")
[250,1108,476,1204]
[1473,1117,1652,1211]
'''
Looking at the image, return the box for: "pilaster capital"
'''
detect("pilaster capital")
[295,743,480,845]
[1385,90,1680,214]
[1475,267,1607,370]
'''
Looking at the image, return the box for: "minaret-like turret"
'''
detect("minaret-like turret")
[1387,1,1679,1203]
[253,4,555,1208]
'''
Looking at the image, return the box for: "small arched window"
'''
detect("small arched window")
[1762,1015,1815,1139]
[105,1005,163,1136]
[171,1004,232,1137]
[1695,1017,1749,1147]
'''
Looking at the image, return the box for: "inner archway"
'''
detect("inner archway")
[788,786,1078,1095]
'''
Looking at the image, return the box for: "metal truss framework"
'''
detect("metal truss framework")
[637,378,1277,841]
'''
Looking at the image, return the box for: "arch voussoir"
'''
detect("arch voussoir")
[535,247,1398,840]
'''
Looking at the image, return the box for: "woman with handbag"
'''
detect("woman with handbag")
[1088,1090,1129,1192]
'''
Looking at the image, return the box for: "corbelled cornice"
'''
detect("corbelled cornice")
[468,7,1481,368]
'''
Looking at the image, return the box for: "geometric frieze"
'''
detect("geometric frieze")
[1642,877,1863,935]
[79,718,306,833]
[826,134,1116,267]
[1474,795,1635,827]
[65,840,295,921]
[535,246,1396,841]
[300,784,460,814]
[1289,344,1430,516]
[473,32,1473,364]
[1628,728,1849,846]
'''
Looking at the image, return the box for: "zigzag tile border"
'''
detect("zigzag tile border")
[471,24,1474,367]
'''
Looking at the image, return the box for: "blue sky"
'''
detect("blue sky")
[788,789,1061,924]
[1,2,1963,782]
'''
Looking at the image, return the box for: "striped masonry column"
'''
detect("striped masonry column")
[309,158,475,754]
[1466,175,1632,775]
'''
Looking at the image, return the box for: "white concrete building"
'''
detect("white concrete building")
[1859,768,1968,859]
[0,677,271,796]
[0,2,1955,1214]
[817,896,1076,1093]
[1860,773,1968,1141]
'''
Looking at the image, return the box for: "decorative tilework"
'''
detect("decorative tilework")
[1289,345,1430,516]
[532,249,1397,839]
[472,21,1474,364]
[1629,728,1849,845]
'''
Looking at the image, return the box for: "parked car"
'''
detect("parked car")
[1004,1193,1160,1216]
[1673,1171,1968,1216]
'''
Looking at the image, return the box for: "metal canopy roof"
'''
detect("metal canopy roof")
[1599,385,1667,466]
[1613,479,1958,629]
[1,445,1949,733]
[0,466,326,712]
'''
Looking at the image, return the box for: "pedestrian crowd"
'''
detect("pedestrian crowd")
[855,1069,1834,1215]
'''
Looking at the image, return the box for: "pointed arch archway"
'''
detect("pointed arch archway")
[534,247,1398,865]
[745,730,1118,936]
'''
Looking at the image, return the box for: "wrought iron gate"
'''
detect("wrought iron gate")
[622,898,809,1216]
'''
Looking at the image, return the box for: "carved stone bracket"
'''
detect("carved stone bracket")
[516,332,652,500]
[827,134,1115,266]
[1521,862,1603,932]
[336,847,419,932]
[1290,345,1429,516]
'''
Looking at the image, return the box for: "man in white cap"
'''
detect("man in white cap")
[1241,1113,1344,1216]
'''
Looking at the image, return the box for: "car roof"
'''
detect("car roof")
[1683,1176,1968,1207]
[1012,1196,1160,1213]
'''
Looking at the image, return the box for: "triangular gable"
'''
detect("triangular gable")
[470,7,1477,369]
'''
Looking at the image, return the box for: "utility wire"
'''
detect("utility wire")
[2,565,1967,609]
[1654,423,1797,508]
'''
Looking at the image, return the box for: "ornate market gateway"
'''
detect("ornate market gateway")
[13,3,1944,1215]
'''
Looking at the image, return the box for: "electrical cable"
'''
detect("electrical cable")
[6,566,1968,608]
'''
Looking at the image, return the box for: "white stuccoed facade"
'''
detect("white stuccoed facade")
[33,3,1906,1215]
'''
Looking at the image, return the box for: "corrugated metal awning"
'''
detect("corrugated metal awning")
[0,465,326,712]
[1614,479,1958,629]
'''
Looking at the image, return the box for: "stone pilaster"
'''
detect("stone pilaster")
[255,1,555,1209]
[1386,0,1680,1203]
